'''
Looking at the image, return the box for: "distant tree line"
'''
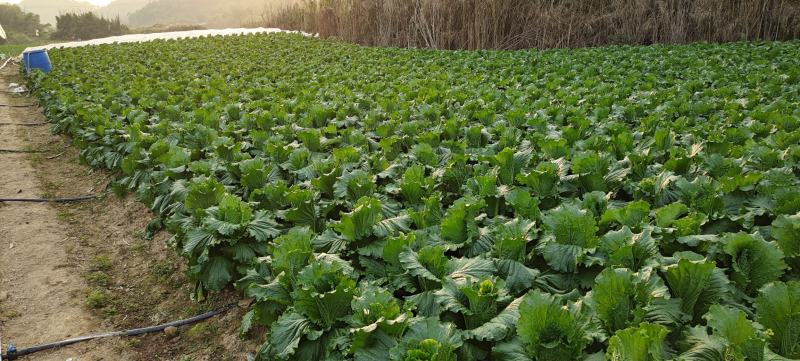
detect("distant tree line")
[0,4,49,44]
[52,12,128,41]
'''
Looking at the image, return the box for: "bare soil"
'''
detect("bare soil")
[0,66,133,360]
[0,64,259,360]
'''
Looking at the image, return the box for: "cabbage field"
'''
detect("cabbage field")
[29,33,800,360]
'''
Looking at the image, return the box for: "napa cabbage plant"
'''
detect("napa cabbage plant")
[440,196,486,248]
[433,277,524,360]
[721,233,786,296]
[754,281,800,359]
[398,245,496,316]
[257,258,358,361]
[606,323,670,361]
[662,255,731,323]
[586,268,684,337]
[771,213,800,269]
[596,227,661,271]
[389,317,462,361]
[538,204,599,273]
[680,305,767,361]
[173,177,280,292]
[492,290,591,361]
[349,284,411,361]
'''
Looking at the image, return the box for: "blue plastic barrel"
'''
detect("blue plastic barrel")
[23,49,52,74]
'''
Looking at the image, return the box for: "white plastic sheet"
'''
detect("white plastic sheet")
[23,27,307,53]
[7,82,27,93]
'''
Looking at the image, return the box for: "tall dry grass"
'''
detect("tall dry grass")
[262,0,800,49]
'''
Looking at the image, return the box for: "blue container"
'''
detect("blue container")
[23,49,52,74]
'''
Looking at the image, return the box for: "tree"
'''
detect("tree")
[52,12,128,41]
[0,4,49,44]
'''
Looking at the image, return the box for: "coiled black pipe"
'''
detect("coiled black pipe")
[1,303,238,360]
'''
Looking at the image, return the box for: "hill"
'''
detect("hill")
[14,0,293,29]
[98,0,151,23]
[18,0,97,25]
[127,0,293,28]
[17,0,151,27]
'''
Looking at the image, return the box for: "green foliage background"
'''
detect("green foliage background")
[0,4,49,46]
[52,12,128,41]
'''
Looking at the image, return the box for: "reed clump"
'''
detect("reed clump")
[263,0,800,50]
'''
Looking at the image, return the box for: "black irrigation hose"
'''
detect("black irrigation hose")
[0,104,37,108]
[0,122,47,126]
[0,149,45,154]
[0,195,98,203]
[1,303,239,360]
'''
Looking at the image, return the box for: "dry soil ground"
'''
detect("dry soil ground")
[0,64,133,361]
[0,64,258,360]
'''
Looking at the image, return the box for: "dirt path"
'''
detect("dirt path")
[0,65,133,360]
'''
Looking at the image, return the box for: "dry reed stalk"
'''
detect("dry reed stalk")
[263,0,800,50]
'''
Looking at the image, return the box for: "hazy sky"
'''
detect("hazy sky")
[1,0,113,5]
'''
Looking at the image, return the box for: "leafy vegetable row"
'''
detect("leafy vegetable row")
[29,34,800,360]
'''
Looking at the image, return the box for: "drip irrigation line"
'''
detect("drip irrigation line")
[0,149,45,154]
[0,104,37,108]
[0,195,98,203]
[0,122,47,126]
[1,303,239,360]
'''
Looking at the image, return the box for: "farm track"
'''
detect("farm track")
[0,66,133,359]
